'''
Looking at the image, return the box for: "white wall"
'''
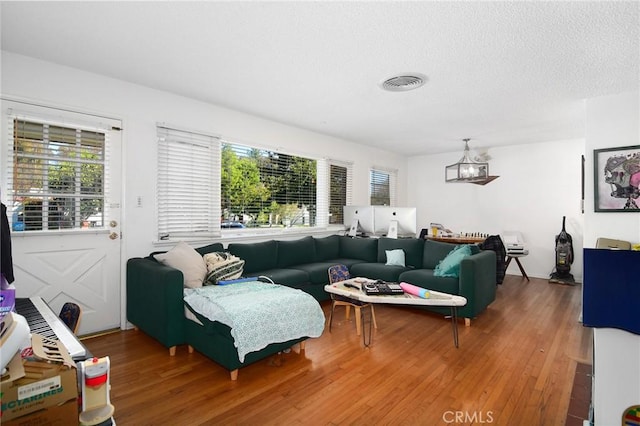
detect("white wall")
[584,90,640,246]
[584,90,640,426]
[407,139,585,280]
[3,49,636,317]
[0,51,408,259]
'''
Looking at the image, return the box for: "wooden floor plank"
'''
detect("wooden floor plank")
[83,274,592,425]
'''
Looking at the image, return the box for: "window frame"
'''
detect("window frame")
[220,140,321,233]
[5,113,110,233]
[327,160,353,226]
[156,126,337,242]
[370,167,397,206]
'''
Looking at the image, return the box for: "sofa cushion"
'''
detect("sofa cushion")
[326,258,368,269]
[350,262,408,282]
[313,235,340,261]
[228,240,278,274]
[422,239,458,269]
[398,269,459,295]
[277,236,316,268]
[377,237,423,268]
[153,241,207,288]
[385,249,406,267]
[251,268,310,287]
[434,244,473,278]
[339,237,378,262]
[289,262,340,284]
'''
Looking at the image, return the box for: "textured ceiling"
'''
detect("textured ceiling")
[1,1,638,156]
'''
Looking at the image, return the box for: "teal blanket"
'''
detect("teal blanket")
[184,282,325,362]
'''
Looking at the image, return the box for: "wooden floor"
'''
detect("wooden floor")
[83,275,592,425]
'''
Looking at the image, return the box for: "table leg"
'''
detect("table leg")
[451,307,459,348]
[506,256,529,281]
[362,304,373,348]
[515,258,530,281]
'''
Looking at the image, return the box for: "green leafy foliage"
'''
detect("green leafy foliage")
[221,144,316,227]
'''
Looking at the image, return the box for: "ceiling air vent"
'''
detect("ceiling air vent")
[380,74,427,92]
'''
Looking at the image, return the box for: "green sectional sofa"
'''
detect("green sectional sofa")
[226,235,380,301]
[126,235,497,358]
[126,242,225,356]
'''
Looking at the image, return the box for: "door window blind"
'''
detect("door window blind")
[7,117,108,231]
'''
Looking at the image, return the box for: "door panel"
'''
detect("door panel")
[2,99,122,336]
[11,233,120,333]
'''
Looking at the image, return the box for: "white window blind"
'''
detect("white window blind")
[370,167,397,206]
[315,158,329,228]
[157,125,221,240]
[327,160,352,225]
[7,115,108,231]
[221,141,318,229]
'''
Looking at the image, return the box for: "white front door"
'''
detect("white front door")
[2,100,122,336]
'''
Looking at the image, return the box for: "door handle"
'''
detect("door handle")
[109,232,119,240]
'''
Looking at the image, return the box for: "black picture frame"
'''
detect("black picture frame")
[593,145,640,212]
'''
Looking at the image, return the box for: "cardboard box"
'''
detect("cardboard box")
[2,399,78,426]
[1,334,79,424]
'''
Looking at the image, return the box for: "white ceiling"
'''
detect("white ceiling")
[1,1,638,156]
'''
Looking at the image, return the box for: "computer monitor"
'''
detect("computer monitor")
[373,206,417,238]
[343,206,375,236]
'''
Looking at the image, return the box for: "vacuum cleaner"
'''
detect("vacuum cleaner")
[549,216,575,284]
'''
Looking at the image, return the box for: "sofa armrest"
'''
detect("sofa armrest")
[458,250,497,318]
[126,257,186,353]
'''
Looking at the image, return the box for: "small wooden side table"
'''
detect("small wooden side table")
[506,251,530,281]
[425,236,486,244]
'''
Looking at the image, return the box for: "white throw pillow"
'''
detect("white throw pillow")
[154,241,207,288]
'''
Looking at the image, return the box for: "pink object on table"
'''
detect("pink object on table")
[399,282,430,298]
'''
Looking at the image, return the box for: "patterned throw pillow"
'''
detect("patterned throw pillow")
[203,252,245,285]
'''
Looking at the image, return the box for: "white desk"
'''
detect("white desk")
[324,278,467,347]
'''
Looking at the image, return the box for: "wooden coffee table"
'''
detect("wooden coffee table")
[325,278,467,348]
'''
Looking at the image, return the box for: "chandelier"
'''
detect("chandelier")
[445,139,498,185]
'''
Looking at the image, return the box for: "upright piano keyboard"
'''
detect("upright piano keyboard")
[15,297,89,360]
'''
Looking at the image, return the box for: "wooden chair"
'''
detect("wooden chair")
[59,302,82,334]
[327,264,377,336]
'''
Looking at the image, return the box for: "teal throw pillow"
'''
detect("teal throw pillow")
[385,249,406,267]
[434,244,473,277]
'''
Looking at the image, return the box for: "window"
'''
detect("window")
[328,161,352,225]
[8,118,107,231]
[370,167,397,206]
[157,125,343,239]
[221,142,317,229]
[157,125,221,239]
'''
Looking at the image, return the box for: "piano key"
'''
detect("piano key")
[15,297,87,359]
